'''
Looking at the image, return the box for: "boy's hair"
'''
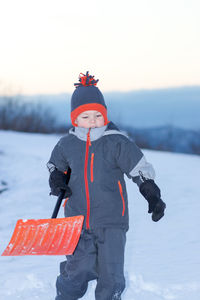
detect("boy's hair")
[70,72,108,126]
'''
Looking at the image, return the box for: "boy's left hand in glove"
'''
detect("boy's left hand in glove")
[139,179,166,222]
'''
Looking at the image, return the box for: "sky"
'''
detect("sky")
[0,0,200,95]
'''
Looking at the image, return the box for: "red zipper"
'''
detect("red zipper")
[84,130,91,229]
[118,180,125,216]
[90,153,94,183]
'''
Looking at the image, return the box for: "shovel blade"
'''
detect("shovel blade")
[2,215,84,256]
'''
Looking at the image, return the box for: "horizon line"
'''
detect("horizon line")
[0,84,200,97]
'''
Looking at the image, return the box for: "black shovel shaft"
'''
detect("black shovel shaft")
[50,167,71,219]
[51,189,66,219]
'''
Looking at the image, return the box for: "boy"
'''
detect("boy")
[47,72,166,300]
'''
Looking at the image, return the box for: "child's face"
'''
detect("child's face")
[75,110,104,128]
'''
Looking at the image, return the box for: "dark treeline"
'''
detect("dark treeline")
[1,96,200,155]
[0,96,67,133]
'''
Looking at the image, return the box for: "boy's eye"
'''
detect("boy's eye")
[82,116,88,119]
[96,114,102,118]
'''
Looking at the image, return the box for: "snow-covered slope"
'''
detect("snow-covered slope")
[0,130,200,300]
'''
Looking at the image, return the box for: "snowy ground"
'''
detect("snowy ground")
[0,130,200,300]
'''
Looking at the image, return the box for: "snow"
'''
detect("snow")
[0,130,200,300]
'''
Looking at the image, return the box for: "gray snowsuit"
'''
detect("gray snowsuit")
[47,121,155,300]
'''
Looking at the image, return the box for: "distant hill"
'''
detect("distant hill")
[1,86,200,155]
[14,85,200,130]
[106,86,200,130]
[126,125,200,155]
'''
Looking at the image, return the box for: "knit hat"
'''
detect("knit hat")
[71,72,108,127]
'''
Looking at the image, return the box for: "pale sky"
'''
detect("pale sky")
[0,0,200,95]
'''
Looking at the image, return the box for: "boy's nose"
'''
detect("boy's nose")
[90,118,95,123]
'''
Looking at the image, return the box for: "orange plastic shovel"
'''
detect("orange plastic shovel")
[1,190,84,256]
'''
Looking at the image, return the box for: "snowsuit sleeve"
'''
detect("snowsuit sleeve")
[47,138,69,173]
[115,136,155,186]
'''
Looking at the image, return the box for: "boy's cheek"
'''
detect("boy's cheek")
[76,119,90,128]
[98,118,105,127]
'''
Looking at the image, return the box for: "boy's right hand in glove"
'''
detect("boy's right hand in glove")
[49,169,72,198]
[139,179,166,222]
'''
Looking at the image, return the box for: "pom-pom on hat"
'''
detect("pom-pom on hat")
[71,71,108,127]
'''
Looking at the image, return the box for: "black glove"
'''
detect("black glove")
[49,169,72,198]
[139,179,166,222]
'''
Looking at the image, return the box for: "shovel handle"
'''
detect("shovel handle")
[51,189,66,218]
[51,168,71,219]
[51,167,71,219]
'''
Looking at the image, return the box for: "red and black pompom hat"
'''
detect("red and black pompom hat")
[71,72,108,127]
